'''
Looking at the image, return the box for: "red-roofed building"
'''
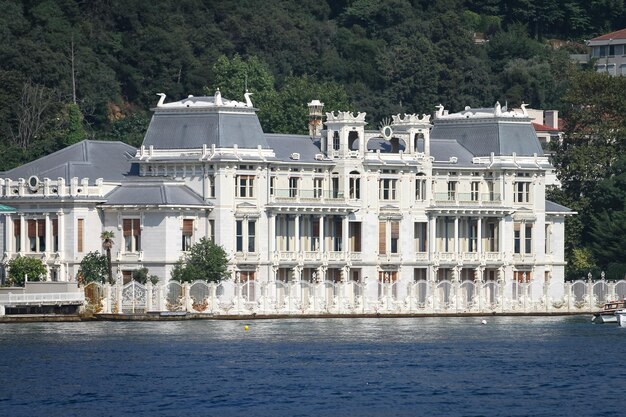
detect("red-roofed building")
[587,28,626,75]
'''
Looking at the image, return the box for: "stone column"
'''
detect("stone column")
[454,216,459,254]
[342,216,349,254]
[477,217,482,254]
[319,215,325,254]
[295,214,300,253]
[269,213,276,254]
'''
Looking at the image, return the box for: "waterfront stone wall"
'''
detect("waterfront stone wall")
[81,279,625,316]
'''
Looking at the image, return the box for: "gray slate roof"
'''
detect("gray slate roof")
[1,140,137,183]
[430,139,475,166]
[431,121,543,157]
[545,200,574,213]
[103,182,208,207]
[265,134,327,163]
[143,111,269,150]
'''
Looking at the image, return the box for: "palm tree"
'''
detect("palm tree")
[100,231,115,284]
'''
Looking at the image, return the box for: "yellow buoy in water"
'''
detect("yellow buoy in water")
[244,325,249,331]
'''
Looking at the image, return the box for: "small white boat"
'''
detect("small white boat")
[616,309,626,327]
[592,300,626,323]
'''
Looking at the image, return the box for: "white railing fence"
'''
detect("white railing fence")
[82,278,626,316]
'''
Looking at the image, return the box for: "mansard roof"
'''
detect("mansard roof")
[265,134,329,164]
[430,139,475,167]
[1,140,137,183]
[102,181,208,208]
[142,93,269,150]
[430,104,543,157]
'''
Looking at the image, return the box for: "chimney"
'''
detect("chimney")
[544,110,559,129]
[308,100,324,136]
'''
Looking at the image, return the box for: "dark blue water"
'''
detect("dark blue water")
[1,316,625,417]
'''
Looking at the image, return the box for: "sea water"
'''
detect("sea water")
[1,316,625,417]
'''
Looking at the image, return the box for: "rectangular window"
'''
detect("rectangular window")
[414,268,427,281]
[182,219,193,251]
[13,219,21,252]
[414,222,427,252]
[514,223,521,254]
[333,218,342,251]
[288,177,299,198]
[208,175,215,198]
[236,220,243,252]
[486,221,498,251]
[52,219,58,252]
[349,176,360,199]
[236,175,255,198]
[415,178,426,200]
[209,219,215,242]
[270,176,275,196]
[313,178,323,198]
[447,181,457,201]
[468,219,478,252]
[390,221,399,254]
[28,219,46,252]
[349,222,362,252]
[236,219,256,253]
[514,182,530,203]
[525,224,532,254]
[77,218,84,253]
[331,176,340,198]
[123,218,141,252]
[471,181,479,201]
[248,220,256,252]
[379,179,397,200]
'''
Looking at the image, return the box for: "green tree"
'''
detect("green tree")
[132,267,159,285]
[170,238,229,283]
[78,251,108,284]
[7,257,46,286]
[63,102,87,146]
[100,231,115,284]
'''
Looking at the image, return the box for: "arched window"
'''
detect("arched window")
[349,171,361,199]
[414,133,425,153]
[348,131,359,150]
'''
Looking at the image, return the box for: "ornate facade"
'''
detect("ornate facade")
[0,92,573,302]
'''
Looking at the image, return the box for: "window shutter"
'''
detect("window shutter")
[123,219,132,236]
[52,219,58,236]
[13,219,20,236]
[28,220,36,237]
[182,219,194,235]
[37,219,45,237]
[391,221,399,239]
[133,219,141,235]
[77,219,84,253]
[378,221,386,253]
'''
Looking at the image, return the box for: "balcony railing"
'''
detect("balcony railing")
[0,292,85,305]
[433,193,502,205]
[272,189,345,203]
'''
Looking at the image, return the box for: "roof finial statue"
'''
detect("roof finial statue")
[244,89,253,107]
[435,104,444,119]
[156,93,166,107]
[494,101,502,116]
[520,102,528,117]
[215,88,223,106]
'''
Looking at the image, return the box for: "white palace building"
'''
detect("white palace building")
[0,90,575,313]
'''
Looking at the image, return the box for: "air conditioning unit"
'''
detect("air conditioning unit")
[290,152,300,160]
[314,154,324,160]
